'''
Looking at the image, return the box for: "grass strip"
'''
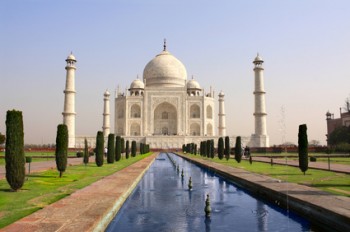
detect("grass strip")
[184,154,350,197]
[0,153,152,228]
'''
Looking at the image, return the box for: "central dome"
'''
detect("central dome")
[143,50,187,87]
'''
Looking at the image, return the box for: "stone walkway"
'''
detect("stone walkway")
[0,158,86,179]
[0,153,157,232]
[250,156,350,174]
[177,153,350,232]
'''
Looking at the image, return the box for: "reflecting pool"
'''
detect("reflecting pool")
[106,153,312,231]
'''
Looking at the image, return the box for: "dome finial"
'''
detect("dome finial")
[163,38,167,51]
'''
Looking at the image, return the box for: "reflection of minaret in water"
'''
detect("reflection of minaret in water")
[62,53,77,148]
[256,200,268,231]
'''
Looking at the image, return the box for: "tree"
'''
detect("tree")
[210,140,214,158]
[5,110,25,191]
[218,137,224,160]
[83,138,89,166]
[194,144,197,155]
[206,140,211,158]
[328,126,350,146]
[224,136,230,161]
[125,140,130,159]
[131,141,137,157]
[0,132,5,146]
[107,134,115,163]
[234,136,242,163]
[115,136,121,161]
[55,124,68,178]
[95,131,104,167]
[298,124,308,175]
[121,137,125,154]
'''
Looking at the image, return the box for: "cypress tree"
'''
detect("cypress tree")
[83,138,89,166]
[206,140,211,158]
[182,144,186,153]
[107,134,115,163]
[55,124,68,178]
[298,124,309,175]
[125,140,130,159]
[95,131,104,167]
[140,143,144,154]
[224,136,230,161]
[203,141,207,157]
[121,137,125,154]
[210,140,214,158]
[234,136,242,163]
[5,110,25,191]
[194,144,197,155]
[131,141,137,157]
[218,137,224,160]
[115,136,121,161]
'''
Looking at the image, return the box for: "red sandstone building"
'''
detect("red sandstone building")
[326,109,350,145]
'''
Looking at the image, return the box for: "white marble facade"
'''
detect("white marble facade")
[73,43,270,149]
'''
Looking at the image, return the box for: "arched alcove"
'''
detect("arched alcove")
[190,104,200,118]
[153,102,177,135]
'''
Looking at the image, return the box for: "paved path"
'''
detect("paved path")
[0,158,86,180]
[1,153,158,232]
[250,156,350,174]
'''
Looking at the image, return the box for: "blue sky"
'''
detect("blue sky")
[1,0,349,145]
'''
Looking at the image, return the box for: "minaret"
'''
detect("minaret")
[102,90,110,137]
[252,53,269,147]
[218,91,226,136]
[62,53,77,148]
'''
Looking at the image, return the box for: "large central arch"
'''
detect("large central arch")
[153,102,177,135]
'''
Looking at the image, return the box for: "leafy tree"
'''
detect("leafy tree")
[298,124,308,175]
[107,134,115,163]
[95,131,104,167]
[234,136,242,163]
[83,138,89,166]
[131,141,137,157]
[5,110,25,191]
[224,136,230,160]
[328,126,350,146]
[125,140,130,159]
[115,136,121,161]
[55,124,68,178]
[0,132,5,145]
[218,137,224,160]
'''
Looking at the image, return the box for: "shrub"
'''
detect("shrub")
[95,131,104,167]
[107,134,115,163]
[115,136,122,161]
[298,124,308,175]
[83,138,89,165]
[121,137,125,153]
[55,124,68,178]
[310,156,317,162]
[5,110,25,191]
[76,152,83,158]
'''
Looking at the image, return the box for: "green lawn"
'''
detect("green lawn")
[0,151,76,165]
[0,153,152,228]
[185,154,350,198]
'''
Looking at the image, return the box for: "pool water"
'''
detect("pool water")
[106,153,312,232]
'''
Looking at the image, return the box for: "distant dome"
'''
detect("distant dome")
[187,78,201,89]
[104,90,110,96]
[130,78,145,89]
[143,50,187,87]
[66,53,76,61]
[219,91,225,97]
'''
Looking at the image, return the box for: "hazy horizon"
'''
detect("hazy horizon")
[1,0,349,146]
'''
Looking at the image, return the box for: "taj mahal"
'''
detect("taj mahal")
[62,41,269,149]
